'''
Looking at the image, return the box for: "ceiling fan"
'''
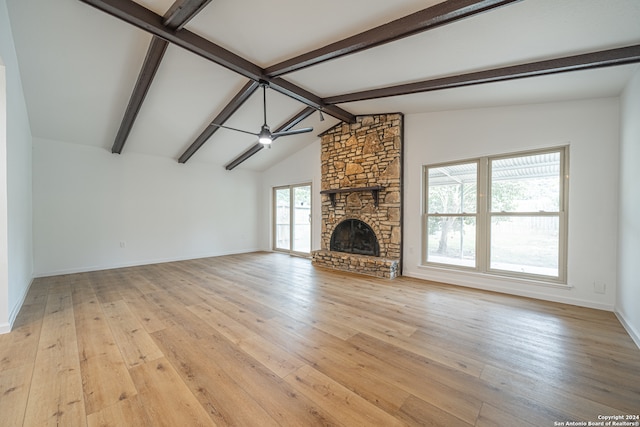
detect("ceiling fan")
[210,82,313,145]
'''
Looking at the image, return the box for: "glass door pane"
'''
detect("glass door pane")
[275,187,290,250]
[292,185,311,254]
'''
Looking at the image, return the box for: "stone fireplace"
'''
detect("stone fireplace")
[312,114,403,279]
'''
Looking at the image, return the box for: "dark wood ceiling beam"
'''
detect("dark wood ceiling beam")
[266,78,348,118]
[325,44,640,104]
[111,0,212,154]
[225,106,315,170]
[112,36,168,154]
[81,0,263,79]
[270,106,316,136]
[79,0,356,123]
[224,144,263,171]
[163,0,211,30]
[264,0,522,77]
[266,78,354,123]
[178,80,260,163]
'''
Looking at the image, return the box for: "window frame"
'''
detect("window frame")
[423,146,569,284]
[423,159,480,271]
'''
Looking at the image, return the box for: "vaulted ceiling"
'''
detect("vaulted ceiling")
[6,0,640,171]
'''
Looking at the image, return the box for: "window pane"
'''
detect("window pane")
[427,216,476,267]
[491,152,560,213]
[292,186,311,253]
[275,188,290,250]
[490,215,559,277]
[428,163,477,214]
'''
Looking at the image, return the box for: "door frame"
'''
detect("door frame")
[272,183,312,257]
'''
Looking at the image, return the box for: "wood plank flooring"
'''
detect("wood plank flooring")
[1,252,639,426]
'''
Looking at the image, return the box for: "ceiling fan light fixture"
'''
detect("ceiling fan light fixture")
[258,126,272,145]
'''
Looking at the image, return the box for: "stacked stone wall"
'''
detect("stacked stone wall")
[312,113,403,278]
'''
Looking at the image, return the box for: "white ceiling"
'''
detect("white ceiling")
[5,0,640,171]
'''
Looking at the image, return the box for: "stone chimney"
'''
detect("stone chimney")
[312,114,403,278]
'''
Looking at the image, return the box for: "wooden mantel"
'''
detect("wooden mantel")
[320,186,384,208]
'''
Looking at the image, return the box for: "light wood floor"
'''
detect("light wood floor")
[1,252,639,426]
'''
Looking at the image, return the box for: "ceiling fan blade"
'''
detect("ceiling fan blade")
[210,123,259,137]
[271,127,314,138]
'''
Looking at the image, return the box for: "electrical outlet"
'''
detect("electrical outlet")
[119,241,126,248]
[594,282,606,294]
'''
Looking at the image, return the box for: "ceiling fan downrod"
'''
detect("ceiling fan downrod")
[258,83,272,145]
[209,80,313,145]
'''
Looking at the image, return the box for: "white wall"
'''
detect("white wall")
[0,53,7,332]
[260,141,321,252]
[403,98,620,310]
[617,66,640,347]
[0,0,33,333]
[33,138,260,276]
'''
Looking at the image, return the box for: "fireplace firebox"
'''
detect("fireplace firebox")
[330,219,380,257]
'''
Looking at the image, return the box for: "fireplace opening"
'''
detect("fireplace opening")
[330,219,380,257]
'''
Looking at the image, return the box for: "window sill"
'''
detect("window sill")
[416,263,573,290]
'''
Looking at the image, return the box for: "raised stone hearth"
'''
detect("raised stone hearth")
[312,113,403,279]
[312,250,399,279]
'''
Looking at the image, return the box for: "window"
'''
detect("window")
[273,184,312,255]
[424,147,568,283]
[426,161,478,268]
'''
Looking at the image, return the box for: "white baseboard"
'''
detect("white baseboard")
[8,277,34,327]
[0,277,34,335]
[33,248,261,278]
[615,310,640,350]
[403,270,614,312]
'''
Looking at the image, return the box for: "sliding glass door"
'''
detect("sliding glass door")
[274,184,311,255]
